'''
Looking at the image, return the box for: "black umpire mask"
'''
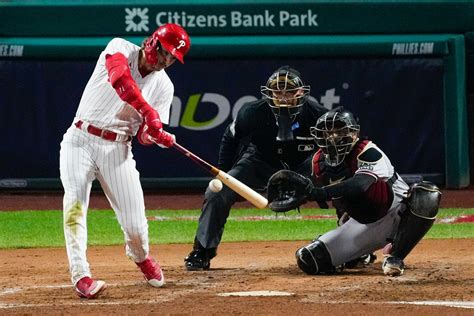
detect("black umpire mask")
[260,66,310,142]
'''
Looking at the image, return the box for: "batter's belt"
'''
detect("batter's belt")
[75,120,132,142]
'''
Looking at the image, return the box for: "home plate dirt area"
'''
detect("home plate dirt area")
[0,189,473,314]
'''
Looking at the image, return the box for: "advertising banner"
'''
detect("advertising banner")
[0,57,444,182]
[1,1,473,37]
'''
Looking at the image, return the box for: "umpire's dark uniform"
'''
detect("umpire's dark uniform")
[185,97,327,269]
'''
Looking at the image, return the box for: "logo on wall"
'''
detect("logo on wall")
[125,8,150,32]
[169,88,342,130]
[124,9,318,32]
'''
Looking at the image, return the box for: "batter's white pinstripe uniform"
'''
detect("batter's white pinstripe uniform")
[60,38,173,285]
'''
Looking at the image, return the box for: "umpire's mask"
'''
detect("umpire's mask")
[261,66,310,142]
[310,110,360,166]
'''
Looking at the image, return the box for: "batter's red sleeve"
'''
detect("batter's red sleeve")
[105,53,163,131]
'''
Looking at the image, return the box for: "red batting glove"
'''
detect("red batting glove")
[148,129,176,148]
[137,123,154,146]
[138,103,163,131]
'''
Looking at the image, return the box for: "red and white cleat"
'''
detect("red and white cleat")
[136,256,165,287]
[75,276,107,299]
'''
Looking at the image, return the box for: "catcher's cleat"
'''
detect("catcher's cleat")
[75,277,107,299]
[184,248,216,271]
[382,255,405,277]
[345,253,377,269]
[136,256,165,287]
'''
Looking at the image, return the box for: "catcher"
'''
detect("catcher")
[267,109,441,276]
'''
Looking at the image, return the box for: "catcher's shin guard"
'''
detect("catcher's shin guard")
[295,240,337,275]
[391,181,441,259]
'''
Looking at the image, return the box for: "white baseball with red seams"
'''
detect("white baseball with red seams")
[59,38,173,286]
[209,179,223,193]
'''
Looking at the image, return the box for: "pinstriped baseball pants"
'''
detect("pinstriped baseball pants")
[60,126,149,285]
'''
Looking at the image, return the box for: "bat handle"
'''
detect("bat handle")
[172,142,186,155]
[172,142,219,176]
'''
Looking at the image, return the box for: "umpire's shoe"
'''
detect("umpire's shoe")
[382,255,405,277]
[184,245,217,271]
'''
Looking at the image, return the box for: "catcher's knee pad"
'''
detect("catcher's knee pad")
[408,181,441,218]
[295,240,336,275]
[391,181,441,259]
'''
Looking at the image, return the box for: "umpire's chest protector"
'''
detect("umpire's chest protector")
[274,105,322,168]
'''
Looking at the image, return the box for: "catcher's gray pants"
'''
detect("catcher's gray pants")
[196,154,313,249]
[319,203,404,266]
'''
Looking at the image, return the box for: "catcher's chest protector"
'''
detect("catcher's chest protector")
[312,140,393,223]
[312,140,370,184]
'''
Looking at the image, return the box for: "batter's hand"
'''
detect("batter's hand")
[148,129,176,148]
[139,104,163,131]
[137,123,154,146]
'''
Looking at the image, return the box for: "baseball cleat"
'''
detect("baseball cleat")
[345,253,377,269]
[382,256,405,277]
[136,256,165,287]
[184,251,211,271]
[184,247,216,271]
[75,277,107,299]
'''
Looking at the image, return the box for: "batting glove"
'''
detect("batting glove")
[148,130,176,148]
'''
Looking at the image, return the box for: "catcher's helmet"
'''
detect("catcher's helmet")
[260,66,310,121]
[310,110,360,166]
[144,23,190,65]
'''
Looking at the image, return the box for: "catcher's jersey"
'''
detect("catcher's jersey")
[312,140,409,223]
[74,38,174,136]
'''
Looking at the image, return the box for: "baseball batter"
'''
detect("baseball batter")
[267,110,441,276]
[59,23,190,299]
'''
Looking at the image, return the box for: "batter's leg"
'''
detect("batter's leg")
[60,138,97,285]
[96,143,149,263]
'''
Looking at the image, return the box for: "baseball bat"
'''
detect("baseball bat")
[171,142,268,209]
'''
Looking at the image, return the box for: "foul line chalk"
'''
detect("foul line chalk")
[218,290,294,297]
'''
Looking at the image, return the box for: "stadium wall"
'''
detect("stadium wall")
[0,0,472,189]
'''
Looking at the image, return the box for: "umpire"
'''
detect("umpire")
[184,66,328,270]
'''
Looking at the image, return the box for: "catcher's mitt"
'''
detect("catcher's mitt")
[266,170,313,213]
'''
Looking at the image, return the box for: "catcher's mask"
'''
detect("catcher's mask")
[261,66,310,141]
[143,23,190,65]
[310,110,360,166]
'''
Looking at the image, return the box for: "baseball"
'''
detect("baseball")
[209,179,223,192]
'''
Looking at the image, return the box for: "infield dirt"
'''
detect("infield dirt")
[0,189,473,314]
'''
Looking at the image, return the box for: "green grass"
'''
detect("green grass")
[0,208,472,249]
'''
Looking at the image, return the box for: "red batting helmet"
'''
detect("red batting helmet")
[144,23,190,65]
